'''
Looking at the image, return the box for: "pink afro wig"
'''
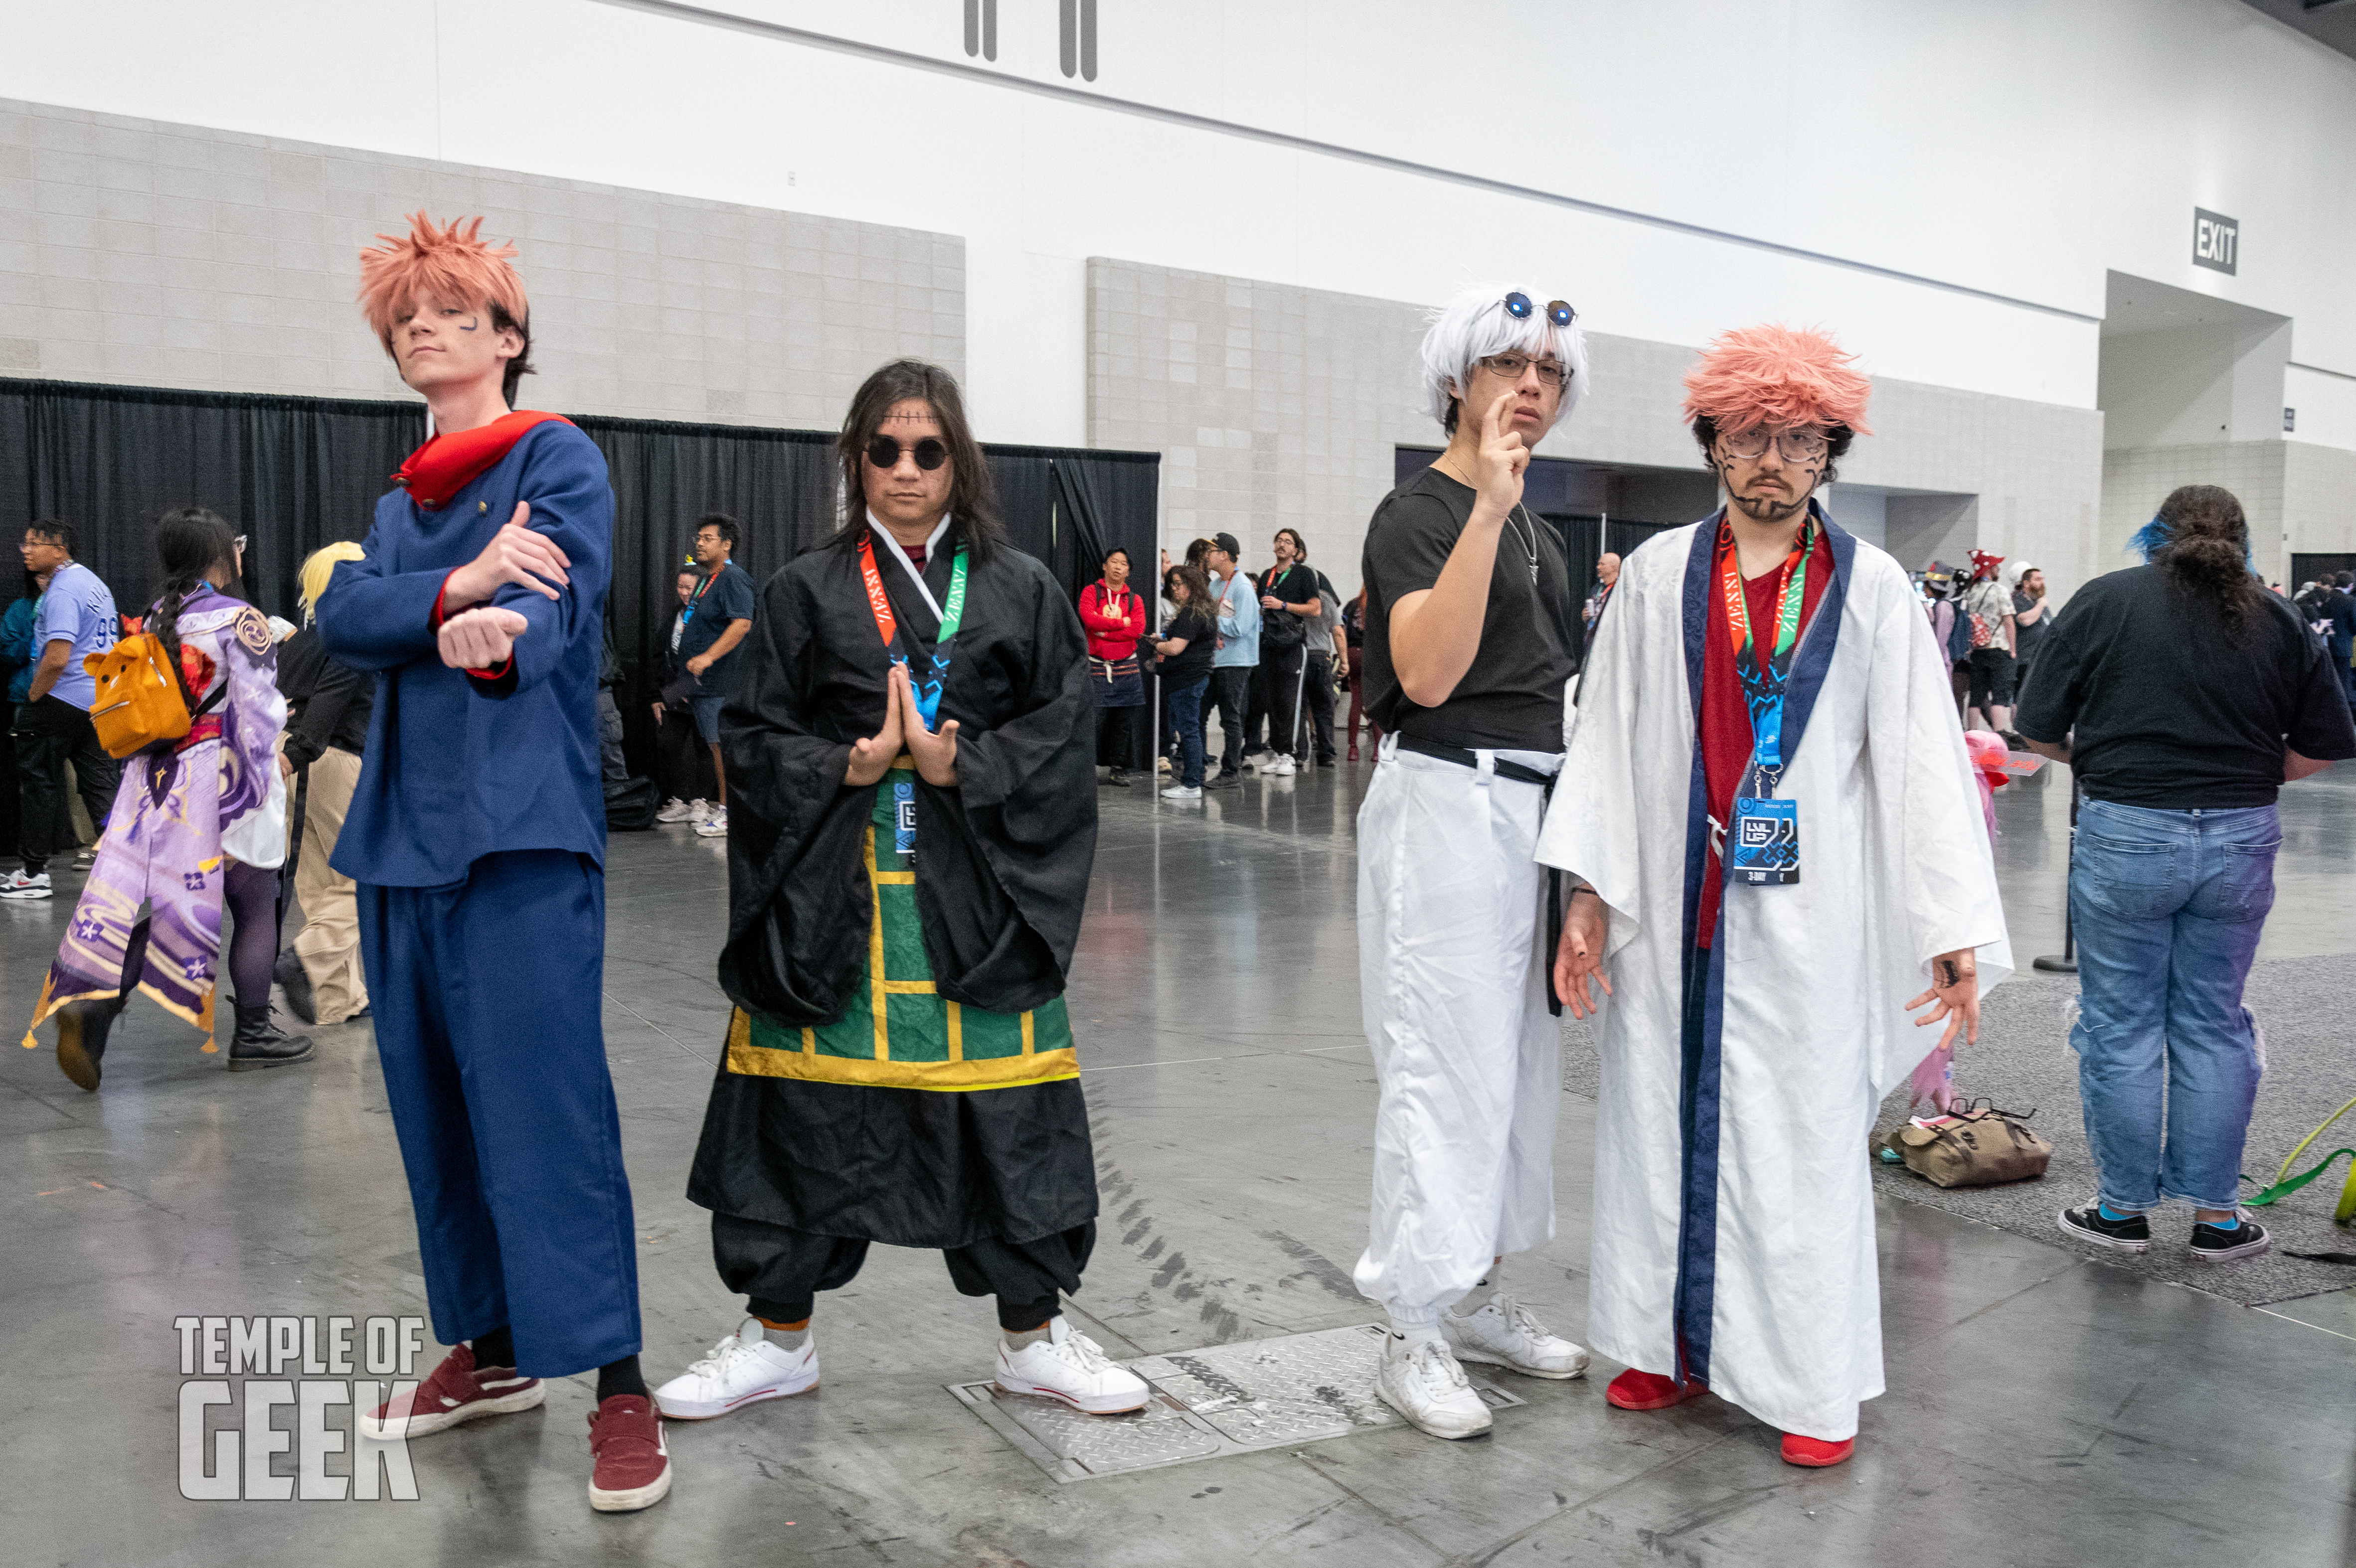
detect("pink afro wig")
[357,213,528,347]
[1680,323,1874,436]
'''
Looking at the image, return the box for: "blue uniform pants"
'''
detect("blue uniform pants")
[358,849,640,1378]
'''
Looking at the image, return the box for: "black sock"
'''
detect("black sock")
[471,1325,515,1369]
[596,1354,647,1403]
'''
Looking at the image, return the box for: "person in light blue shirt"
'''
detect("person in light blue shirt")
[3,522,122,898]
[1202,531,1259,787]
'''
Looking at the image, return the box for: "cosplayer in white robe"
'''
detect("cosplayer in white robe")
[1535,508,2011,1441]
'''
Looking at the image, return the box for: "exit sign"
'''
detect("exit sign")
[2194,208,2239,275]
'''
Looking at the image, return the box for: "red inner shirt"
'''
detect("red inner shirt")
[1696,524,1835,948]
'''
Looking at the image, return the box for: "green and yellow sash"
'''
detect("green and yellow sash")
[724,761,1079,1092]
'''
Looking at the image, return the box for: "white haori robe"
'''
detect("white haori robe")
[1534,509,2011,1441]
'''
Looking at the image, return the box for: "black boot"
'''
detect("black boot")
[228,1002,315,1072]
[274,947,317,1025]
[54,996,125,1092]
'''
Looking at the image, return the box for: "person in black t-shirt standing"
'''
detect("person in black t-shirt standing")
[1254,529,1322,776]
[2022,486,2354,1265]
[1351,283,1591,1442]
[681,513,757,837]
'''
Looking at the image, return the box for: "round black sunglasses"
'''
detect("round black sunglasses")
[866,435,949,471]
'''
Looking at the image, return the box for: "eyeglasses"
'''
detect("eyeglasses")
[1478,352,1572,389]
[866,434,948,471]
[1503,293,1576,327]
[1717,428,1830,463]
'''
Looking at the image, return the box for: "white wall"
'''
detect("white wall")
[3,0,2352,456]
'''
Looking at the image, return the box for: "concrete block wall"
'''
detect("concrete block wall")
[2101,441,2286,583]
[0,97,963,428]
[1089,257,2106,597]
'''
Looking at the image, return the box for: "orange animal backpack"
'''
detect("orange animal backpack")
[84,633,224,759]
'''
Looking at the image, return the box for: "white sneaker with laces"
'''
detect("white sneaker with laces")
[1268,755,1297,777]
[0,869,52,900]
[1375,1332,1492,1439]
[694,807,729,837]
[1161,784,1202,800]
[655,797,698,824]
[1441,1296,1590,1379]
[994,1317,1149,1415]
[654,1317,820,1419]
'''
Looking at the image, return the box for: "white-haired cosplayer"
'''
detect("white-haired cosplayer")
[1351,284,1593,1441]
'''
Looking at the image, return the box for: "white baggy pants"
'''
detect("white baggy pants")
[1352,734,1562,1323]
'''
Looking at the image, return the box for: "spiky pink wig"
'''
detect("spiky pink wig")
[356,213,528,347]
[1680,323,1873,436]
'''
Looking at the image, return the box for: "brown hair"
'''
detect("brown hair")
[2153,485,2260,631]
[832,359,1005,564]
[1163,562,1213,627]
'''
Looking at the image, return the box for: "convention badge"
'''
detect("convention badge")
[892,779,917,857]
[1727,794,1800,886]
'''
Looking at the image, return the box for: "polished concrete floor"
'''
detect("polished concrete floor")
[3,754,2353,1567]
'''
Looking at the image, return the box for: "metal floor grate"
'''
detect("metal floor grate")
[948,1322,1526,1481]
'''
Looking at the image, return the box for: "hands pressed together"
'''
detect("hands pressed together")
[845,664,959,788]
[437,502,570,672]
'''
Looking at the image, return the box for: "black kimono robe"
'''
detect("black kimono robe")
[687,526,1100,1250]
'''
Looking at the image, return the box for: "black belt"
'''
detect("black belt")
[1392,735,1573,1017]
[1396,734,1559,789]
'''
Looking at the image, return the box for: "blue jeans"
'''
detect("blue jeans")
[2069,798,2279,1212]
[1167,677,1207,787]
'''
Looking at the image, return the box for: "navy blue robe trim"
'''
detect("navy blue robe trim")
[1666,501,1856,1387]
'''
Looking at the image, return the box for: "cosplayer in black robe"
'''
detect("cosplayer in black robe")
[675,362,1135,1411]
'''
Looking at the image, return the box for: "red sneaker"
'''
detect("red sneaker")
[1604,1369,1709,1411]
[587,1394,673,1513]
[357,1343,544,1440]
[1780,1432,1854,1467]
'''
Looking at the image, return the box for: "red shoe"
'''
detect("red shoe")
[1780,1432,1855,1467]
[1347,747,1359,761]
[357,1342,544,1440]
[587,1394,673,1512]
[1605,1369,1708,1411]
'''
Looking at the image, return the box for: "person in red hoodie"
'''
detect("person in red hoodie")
[1078,546,1148,785]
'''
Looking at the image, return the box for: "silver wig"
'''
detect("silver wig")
[1419,282,1591,431]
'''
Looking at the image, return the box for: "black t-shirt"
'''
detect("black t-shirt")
[680,559,758,693]
[2012,590,2049,664]
[2016,565,2356,808]
[1360,467,1576,753]
[1158,606,1214,684]
[1257,563,1317,651]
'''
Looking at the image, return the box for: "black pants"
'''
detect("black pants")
[712,1213,1094,1332]
[655,704,716,802]
[1095,704,1140,771]
[1208,667,1252,774]
[13,695,118,874]
[1303,650,1337,763]
[1261,644,1308,760]
[1965,647,2017,711]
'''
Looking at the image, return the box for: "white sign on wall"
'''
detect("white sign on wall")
[2193,208,2240,276]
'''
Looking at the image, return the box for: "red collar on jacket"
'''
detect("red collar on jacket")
[393,410,573,511]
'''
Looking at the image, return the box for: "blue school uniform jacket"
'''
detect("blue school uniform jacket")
[319,418,613,886]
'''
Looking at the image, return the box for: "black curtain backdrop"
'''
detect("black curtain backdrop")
[0,379,1159,790]
[1546,512,1678,638]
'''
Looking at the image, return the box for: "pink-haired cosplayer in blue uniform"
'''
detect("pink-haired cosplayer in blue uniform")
[320,214,670,1514]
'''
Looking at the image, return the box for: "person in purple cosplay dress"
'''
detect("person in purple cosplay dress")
[22,506,313,1086]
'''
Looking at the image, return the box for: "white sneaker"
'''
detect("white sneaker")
[1441,1296,1590,1380]
[0,870,51,900]
[654,1317,820,1419]
[994,1317,1149,1415]
[1375,1332,1492,1439]
[655,797,698,824]
[694,807,728,837]
[1268,755,1297,777]
[1161,784,1202,800]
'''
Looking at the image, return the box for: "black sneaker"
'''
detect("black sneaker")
[2057,1204,2151,1254]
[2189,1215,2270,1263]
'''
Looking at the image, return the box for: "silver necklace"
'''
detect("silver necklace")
[1504,504,1540,584]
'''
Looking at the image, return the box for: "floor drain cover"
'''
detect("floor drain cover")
[949,1322,1525,1481]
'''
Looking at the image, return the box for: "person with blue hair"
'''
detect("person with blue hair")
[2024,485,2355,1265]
